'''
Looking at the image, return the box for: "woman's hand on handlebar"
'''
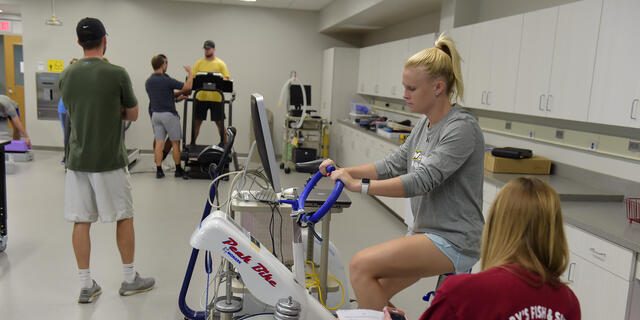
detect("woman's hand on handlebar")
[329,169,359,193]
[319,159,339,176]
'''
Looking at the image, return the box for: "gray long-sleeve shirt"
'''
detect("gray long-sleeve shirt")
[373,105,485,258]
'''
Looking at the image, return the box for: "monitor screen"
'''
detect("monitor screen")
[250,93,282,193]
[289,84,311,107]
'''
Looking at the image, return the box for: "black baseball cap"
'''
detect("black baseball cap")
[203,40,215,49]
[76,17,107,42]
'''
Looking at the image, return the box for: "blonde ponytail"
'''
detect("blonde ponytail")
[405,33,464,103]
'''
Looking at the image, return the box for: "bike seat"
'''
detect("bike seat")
[294,159,326,174]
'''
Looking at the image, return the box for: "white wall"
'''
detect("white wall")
[21,0,352,154]
[473,0,577,23]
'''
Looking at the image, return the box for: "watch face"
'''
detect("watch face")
[362,178,370,184]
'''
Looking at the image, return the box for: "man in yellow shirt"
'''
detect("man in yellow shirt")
[192,40,230,146]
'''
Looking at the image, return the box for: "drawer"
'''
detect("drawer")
[565,224,633,281]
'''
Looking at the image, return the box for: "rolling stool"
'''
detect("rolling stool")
[422,269,471,303]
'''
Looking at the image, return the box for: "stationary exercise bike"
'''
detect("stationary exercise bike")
[179,164,344,319]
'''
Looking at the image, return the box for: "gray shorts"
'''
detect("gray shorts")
[152,112,181,141]
[64,168,134,223]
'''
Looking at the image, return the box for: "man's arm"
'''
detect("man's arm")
[9,116,31,147]
[122,105,139,121]
[175,65,193,96]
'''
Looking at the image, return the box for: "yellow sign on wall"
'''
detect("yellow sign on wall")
[47,59,64,72]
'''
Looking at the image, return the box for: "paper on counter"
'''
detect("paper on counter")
[336,309,384,320]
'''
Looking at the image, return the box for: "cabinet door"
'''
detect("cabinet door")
[547,0,602,121]
[589,0,640,128]
[380,40,408,99]
[358,47,368,94]
[466,20,494,109]
[565,252,629,320]
[321,48,334,120]
[407,33,435,57]
[515,7,557,117]
[486,15,522,113]
[368,45,382,96]
[447,26,472,103]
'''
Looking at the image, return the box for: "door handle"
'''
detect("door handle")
[8,88,13,94]
[546,94,553,112]
[631,99,639,120]
[567,262,576,283]
[589,247,607,258]
[539,94,546,111]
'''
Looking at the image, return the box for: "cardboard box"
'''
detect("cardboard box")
[484,151,551,174]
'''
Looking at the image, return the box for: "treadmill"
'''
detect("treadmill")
[122,121,140,168]
[181,73,239,179]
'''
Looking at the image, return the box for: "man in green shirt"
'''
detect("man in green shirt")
[59,17,154,304]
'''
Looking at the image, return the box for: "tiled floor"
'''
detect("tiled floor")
[1,150,436,319]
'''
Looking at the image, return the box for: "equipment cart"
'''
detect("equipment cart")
[281,115,328,174]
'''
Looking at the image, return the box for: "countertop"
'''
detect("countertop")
[337,119,640,254]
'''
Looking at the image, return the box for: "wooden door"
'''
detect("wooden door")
[4,35,24,133]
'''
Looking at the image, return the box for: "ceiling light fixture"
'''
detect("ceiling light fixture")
[0,10,4,14]
[45,0,62,26]
[240,0,257,2]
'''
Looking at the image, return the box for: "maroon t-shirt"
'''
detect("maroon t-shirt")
[420,265,580,320]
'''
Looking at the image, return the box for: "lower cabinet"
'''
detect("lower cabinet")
[563,224,634,319]
[336,123,409,220]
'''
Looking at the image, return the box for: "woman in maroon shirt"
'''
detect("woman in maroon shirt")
[408,177,580,320]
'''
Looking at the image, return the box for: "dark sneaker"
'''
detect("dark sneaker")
[175,167,185,178]
[156,170,165,179]
[119,272,155,296]
[78,280,102,304]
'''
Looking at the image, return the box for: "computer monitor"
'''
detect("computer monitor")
[289,84,311,107]
[250,93,282,193]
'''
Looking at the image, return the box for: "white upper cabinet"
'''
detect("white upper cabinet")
[466,15,523,113]
[548,0,602,121]
[379,39,408,99]
[407,33,435,58]
[515,0,602,122]
[589,0,640,128]
[358,45,380,95]
[446,25,472,104]
[514,7,558,117]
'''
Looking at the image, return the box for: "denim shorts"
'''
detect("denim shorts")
[424,233,478,274]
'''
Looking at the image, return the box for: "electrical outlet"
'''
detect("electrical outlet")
[505,121,512,130]
[629,140,640,153]
[528,130,535,138]
[555,130,564,139]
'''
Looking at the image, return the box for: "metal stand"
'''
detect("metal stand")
[0,140,9,252]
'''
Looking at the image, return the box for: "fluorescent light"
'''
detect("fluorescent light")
[240,0,257,2]
[0,10,4,13]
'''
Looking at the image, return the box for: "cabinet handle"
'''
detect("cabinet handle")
[589,247,607,258]
[539,94,546,111]
[374,84,379,94]
[391,86,395,96]
[481,91,486,105]
[486,91,491,106]
[546,94,552,112]
[631,99,639,120]
[567,262,576,283]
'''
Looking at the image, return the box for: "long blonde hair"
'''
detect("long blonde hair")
[405,33,464,103]
[481,177,569,286]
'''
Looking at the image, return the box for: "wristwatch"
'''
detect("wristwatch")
[361,178,370,195]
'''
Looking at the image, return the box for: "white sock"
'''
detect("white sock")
[123,263,136,283]
[78,269,92,289]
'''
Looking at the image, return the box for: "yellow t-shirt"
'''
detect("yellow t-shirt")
[193,57,230,102]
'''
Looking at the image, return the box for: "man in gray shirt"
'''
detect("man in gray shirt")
[0,95,31,147]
